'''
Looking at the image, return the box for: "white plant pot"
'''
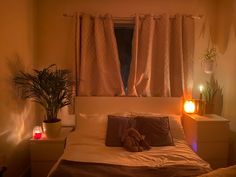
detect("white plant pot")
[42,119,61,138]
[202,60,215,74]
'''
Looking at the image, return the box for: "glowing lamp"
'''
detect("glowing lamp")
[184,100,196,113]
[33,126,42,139]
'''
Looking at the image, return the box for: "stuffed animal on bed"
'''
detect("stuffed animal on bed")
[121,128,151,152]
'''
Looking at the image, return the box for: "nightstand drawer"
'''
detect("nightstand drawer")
[31,142,64,161]
[207,159,228,169]
[197,142,229,159]
[197,122,229,141]
[31,161,55,177]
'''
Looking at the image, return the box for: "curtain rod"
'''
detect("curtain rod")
[63,13,203,22]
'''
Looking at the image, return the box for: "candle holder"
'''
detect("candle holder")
[33,126,43,139]
[198,85,205,115]
[197,99,206,116]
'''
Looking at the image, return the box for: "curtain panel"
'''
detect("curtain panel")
[128,14,194,98]
[77,14,125,96]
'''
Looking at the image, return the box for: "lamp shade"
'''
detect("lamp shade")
[184,100,196,113]
[33,126,42,139]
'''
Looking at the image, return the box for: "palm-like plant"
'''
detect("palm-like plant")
[14,64,73,123]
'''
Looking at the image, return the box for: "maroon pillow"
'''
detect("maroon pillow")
[105,115,135,147]
[135,116,174,146]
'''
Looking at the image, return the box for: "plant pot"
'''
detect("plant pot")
[205,103,214,114]
[42,119,61,138]
[202,60,215,74]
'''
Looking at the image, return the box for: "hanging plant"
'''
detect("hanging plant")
[201,48,217,74]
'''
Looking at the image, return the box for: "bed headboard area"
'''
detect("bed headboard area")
[75,97,183,115]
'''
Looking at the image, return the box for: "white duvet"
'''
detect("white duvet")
[48,113,211,176]
[61,131,210,170]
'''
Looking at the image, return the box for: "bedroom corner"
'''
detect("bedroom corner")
[0,0,37,177]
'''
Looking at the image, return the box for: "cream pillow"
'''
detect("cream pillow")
[67,113,108,145]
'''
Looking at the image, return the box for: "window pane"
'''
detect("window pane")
[114,27,133,92]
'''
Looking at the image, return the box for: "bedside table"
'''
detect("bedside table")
[182,114,230,169]
[30,127,73,177]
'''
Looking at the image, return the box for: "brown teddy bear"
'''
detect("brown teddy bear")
[121,128,151,152]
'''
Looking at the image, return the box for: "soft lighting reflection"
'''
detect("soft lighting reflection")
[0,104,32,145]
[192,142,198,152]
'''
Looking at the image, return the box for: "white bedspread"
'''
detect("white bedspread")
[61,132,210,170]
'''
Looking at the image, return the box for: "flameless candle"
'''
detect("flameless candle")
[184,100,196,113]
[33,126,42,139]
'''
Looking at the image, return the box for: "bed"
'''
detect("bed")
[48,97,212,177]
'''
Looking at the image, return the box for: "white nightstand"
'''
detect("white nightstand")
[182,114,230,169]
[30,127,73,177]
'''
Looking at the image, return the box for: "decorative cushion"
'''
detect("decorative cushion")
[105,115,135,146]
[135,116,174,146]
[130,112,186,140]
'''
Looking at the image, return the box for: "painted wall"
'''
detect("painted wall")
[213,0,236,163]
[0,0,36,176]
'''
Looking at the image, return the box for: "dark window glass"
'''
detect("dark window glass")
[114,26,133,92]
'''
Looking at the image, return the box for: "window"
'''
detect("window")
[114,26,134,92]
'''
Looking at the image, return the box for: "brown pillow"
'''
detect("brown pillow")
[105,115,135,146]
[135,116,174,146]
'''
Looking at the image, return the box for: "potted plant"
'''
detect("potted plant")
[14,64,73,138]
[201,48,217,74]
[202,77,217,114]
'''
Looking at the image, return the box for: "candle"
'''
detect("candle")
[199,85,204,93]
[199,85,204,100]
[33,126,42,139]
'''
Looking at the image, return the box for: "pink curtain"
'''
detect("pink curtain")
[78,14,125,96]
[128,14,194,98]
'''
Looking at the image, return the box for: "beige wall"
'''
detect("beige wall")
[35,0,211,68]
[213,0,236,163]
[0,0,36,176]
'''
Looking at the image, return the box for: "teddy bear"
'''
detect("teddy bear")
[121,128,151,152]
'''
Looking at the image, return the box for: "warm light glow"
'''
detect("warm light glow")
[184,100,196,113]
[33,126,42,139]
[0,104,32,145]
[199,85,204,93]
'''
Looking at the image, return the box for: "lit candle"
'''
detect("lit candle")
[33,126,42,139]
[199,85,204,100]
